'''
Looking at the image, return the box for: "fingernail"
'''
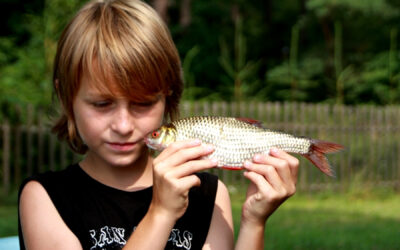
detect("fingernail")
[204,144,214,153]
[244,160,252,168]
[270,147,279,155]
[190,139,201,146]
[253,154,262,162]
[210,158,219,165]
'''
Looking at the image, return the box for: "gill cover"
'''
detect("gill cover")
[145,123,177,150]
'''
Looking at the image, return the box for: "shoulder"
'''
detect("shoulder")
[18,167,71,209]
[19,180,81,249]
[19,165,82,249]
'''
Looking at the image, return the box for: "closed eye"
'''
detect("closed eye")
[92,100,112,108]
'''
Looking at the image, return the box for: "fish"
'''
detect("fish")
[144,116,344,177]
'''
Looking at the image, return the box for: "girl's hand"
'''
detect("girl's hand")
[242,148,299,226]
[149,139,218,222]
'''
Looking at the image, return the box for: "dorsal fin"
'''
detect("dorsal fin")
[235,117,264,128]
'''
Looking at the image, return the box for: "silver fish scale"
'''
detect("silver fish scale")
[172,117,311,168]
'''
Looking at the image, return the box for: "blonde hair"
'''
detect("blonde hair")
[52,0,183,154]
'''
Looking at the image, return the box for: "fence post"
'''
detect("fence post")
[27,104,34,176]
[38,109,45,173]
[14,121,22,186]
[49,134,56,171]
[2,121,11,195]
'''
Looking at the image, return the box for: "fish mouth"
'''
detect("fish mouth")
[143,137,163,151]
[146,143,160,150]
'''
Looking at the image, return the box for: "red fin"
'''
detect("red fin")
[236,117,264,128]
[220,166,243,170]
[302,140,344,177]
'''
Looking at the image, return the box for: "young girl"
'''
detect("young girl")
[18,0,299,249]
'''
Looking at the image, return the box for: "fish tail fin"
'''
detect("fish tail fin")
[302,140,344,177]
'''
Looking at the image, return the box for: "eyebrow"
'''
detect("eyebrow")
[83,92,163,103]
[83,92,114,100]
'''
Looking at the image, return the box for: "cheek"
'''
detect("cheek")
[142,113,164,133]
[138,103,165,134]
[73,112,90,143]
[73,107,105,143]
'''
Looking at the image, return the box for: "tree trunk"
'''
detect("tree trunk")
[180,0,191,28]
[152,0,169,23]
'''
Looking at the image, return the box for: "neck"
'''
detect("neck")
[80,148,153,192]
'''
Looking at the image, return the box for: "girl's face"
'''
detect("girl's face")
[73,78,166,168]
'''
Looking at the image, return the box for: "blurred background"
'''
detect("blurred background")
[1,0,400,249]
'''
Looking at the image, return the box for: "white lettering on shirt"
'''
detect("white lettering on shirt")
[89,226,193,249]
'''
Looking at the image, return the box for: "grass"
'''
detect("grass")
[0,190,18,238]
[231,186,400,250]
[0,205,18,237]
[1,186,400,249]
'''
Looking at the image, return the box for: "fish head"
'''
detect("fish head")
[144,124,177,151]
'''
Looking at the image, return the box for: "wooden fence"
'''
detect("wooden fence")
[1,101,400,194]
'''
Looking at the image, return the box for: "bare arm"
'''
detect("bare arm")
[202,180,234,250]
[235,148,299,250]
[19,181,82,250]
[123,140,218,249]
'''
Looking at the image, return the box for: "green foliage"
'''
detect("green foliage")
[0,0,85,122]
[263,57,324,102]
[307,0,397,17]
[181,46,209,100]
[218,16,261,102]
[344,51,400,104]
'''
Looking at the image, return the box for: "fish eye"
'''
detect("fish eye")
[151,131,160,138]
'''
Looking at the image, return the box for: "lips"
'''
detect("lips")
[107,142,137,152]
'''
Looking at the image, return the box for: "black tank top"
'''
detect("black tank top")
[18,164,218,250]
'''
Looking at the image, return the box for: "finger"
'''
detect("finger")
[244,161,285,193]
[168,158,218,179]
[177,174,202,191]
[269,148,300,181]
[154,139,202,163]
[154,144,215,172]
[243,171,273,200]
[252,153,294,187]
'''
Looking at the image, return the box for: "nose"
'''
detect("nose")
[110,106,134,136]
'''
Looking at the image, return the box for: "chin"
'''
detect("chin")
[94,145,148,168]
[107,156,138,168]
[109,151,147,168]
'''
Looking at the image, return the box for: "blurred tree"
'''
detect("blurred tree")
[259,0,400,103]
[0,0,85,122]
[219,16,261,102]
[152,0,169,23]
[179,0,191,28]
